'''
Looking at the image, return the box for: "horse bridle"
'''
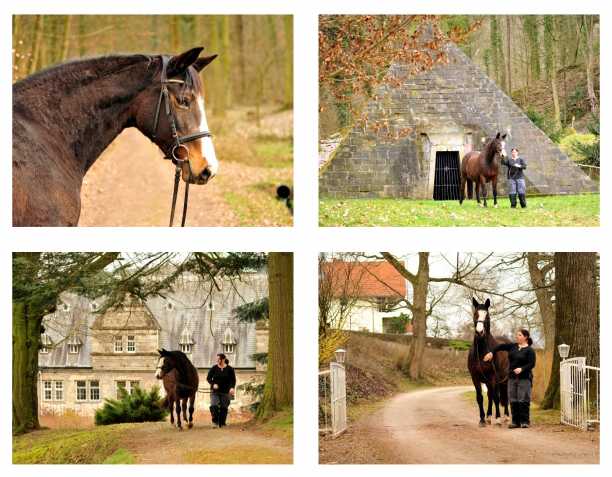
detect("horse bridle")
[474,312,510,384]
[152,55,214,227]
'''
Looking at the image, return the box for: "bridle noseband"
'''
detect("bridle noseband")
[152,55,214,227]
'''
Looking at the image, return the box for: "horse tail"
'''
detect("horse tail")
[467,179,474,199]
[158,396,169,409]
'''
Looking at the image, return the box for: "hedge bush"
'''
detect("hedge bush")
[94,385,168,426]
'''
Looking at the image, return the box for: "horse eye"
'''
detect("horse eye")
[177,97,190,109]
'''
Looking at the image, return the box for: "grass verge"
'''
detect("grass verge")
[319,194,599,227]
[12,423,138,464]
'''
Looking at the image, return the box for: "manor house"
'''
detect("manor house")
[37,274,268,416]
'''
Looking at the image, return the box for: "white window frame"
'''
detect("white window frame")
[76,381,87,402]
[114,336,123,353]
[54,381,64,401]
[181,343,191,354]
[166,300,174,310]
[69,344,79,354]
[223,343,235,354]
[130,381,140,394]
[43,381,52,401]
[207,302,215,311]
[40,347,49,354]
[90,381,100,401]
[127,336,135,353]
[116,381,127,399]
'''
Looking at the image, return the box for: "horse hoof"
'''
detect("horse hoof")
[479,421,487,427]
[494,204,498,208]
[171,423,176,428]
[177,426,183,431]
[478,204,483,208]
[187,423,193,429]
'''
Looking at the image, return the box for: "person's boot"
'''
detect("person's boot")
[209,406,219,428]
[219,407,228,428]
[509,194,517,209]
[508,402,522,428]
[519,194,527,208]
[521,402,531,428]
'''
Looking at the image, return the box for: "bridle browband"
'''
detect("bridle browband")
[152,55,214,227]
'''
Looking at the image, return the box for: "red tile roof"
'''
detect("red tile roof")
[321,260,406,297]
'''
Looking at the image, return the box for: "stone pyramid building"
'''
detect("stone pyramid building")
[319,34,599,201]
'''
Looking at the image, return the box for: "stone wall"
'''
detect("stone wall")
[319,39,599,200]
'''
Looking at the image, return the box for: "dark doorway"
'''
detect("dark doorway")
[433,151,461,200]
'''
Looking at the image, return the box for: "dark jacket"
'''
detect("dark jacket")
[491,342,536,380]
[501,156,527,180]
[206,364,236,393]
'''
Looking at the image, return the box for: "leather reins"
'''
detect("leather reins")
[152,55,213,227]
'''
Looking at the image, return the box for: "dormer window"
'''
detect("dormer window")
[166,300,175,311]
[90,301,99,311]
[61,303,70,312]
[207,302,215,311]
[67,335,82,354]
[179,328,195,354]
[221,327,237,355]
[40,331,53,354]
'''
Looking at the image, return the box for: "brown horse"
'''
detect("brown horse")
[459,133,507,208]
[156,349,199,431]
[467,298,511,428]
[13,48,217,226]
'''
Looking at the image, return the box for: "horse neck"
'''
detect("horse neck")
[15,56,155,173]
[482,141,498,164]
[473,331,493,356]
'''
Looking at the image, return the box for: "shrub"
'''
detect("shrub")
[94,385,168,426]
[389,313,410,334]
[449,340,472,351]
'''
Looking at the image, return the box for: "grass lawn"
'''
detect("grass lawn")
[319,194,599,227]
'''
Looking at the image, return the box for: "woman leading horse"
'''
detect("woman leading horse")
[484,329,536,428]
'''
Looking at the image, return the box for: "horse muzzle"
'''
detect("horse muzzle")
[184,163,215,185]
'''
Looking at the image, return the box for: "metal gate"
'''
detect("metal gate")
[433,151,461,200]
[318,363,347,438]
[560,357,600,430]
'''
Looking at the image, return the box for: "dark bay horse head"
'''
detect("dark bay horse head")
[472,297,491,338]
[139,48,218,185]
[487,133,508,160]
[155,348,176,379]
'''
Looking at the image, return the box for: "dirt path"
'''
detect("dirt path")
[320,386,599,464]
[123,421,292,464]
[79,128,291,226]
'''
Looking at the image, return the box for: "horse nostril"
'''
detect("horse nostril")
[199,166,213,181]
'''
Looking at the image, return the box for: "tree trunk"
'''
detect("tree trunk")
[583,15,598,117]
[405,253,429,379]
[550,18,562,131]
[506,16,512,95]
[59,15,72,62]
[541,253,598,409]
[220,15,232,111]
[255,252,294,419]
[235,15,246,104]
[207,16,224,116]
[526,253,555,352]
[29,15,45,76]
[283,15,293,108]
[12,301,45,435]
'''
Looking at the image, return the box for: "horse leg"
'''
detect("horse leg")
[182,399,188,426]
[168,396,175,427]
[485,383,493,424]
[188,394,195,429]
[492,177,499,208]
[459,177,466,205]
[500,381,511,423]
[472,376,486,427]
[475,183,482,207]
[481,180,488,207]
[175,398,183,430]
[493,383,502,427]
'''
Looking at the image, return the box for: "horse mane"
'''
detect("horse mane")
[167,350,192,377]
[13,54,152,92]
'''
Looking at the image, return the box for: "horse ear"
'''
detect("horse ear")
[485,298,490,309]
[472,297,479,308]
[495,132,501,139]
[157,349,162,355]
[167,47,205,77]
[502,134,507,140]
[193,55,218,72]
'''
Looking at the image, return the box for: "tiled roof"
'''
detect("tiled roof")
[39,273,268,370]
[321,260,406,297]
